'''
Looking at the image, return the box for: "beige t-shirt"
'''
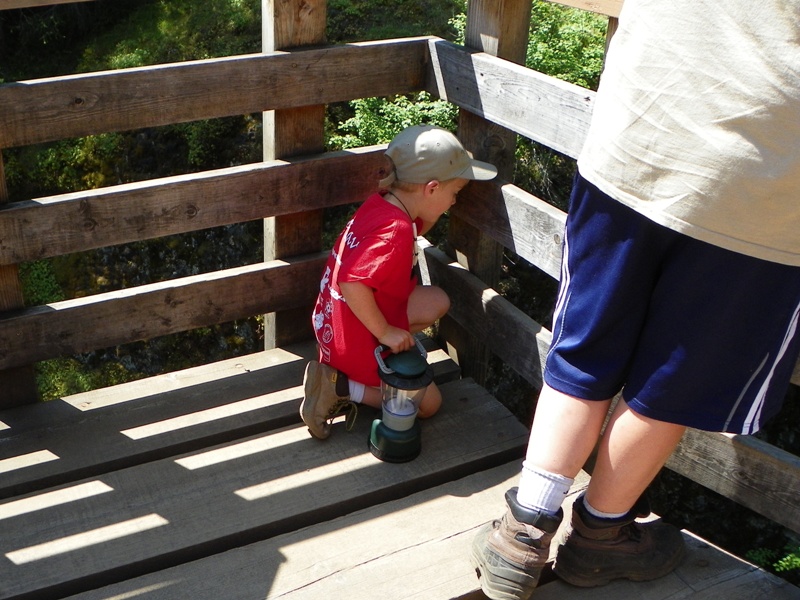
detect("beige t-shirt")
[578,0,800,266]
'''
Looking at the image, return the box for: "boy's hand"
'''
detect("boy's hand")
[378,326,415,354]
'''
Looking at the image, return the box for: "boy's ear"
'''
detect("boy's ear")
[424,180,441,195]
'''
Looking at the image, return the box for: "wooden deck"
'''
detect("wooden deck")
[1,340,796,600]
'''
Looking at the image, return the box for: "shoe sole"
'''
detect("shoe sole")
[554,538,687,588]
[300,361,330,439]
[470,524,538,600]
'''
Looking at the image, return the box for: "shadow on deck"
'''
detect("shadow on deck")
[1,340,795,600]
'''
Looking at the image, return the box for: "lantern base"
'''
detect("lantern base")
[368,418,421,463]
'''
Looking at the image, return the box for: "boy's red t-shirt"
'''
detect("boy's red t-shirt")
[313,194,418,387]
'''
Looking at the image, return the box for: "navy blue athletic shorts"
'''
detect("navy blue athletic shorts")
[544,173,800,434]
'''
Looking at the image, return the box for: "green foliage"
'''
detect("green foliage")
[328,93,457,149]
[19,261,65,306]
[327,0,463,43]
[36,357,140,402]
[746,543,800,584]
[527,1,607,90]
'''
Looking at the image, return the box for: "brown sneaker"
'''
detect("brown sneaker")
[299,361,356,439]
[553,494,686,587]
[471,488,562,600]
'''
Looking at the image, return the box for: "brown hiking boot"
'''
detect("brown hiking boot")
[299,361,357,439]
[471,488,563,600]
[553,494,686,587]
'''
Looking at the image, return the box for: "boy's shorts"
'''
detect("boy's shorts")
[544,173,800,434]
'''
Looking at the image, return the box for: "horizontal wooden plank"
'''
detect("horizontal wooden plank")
[426,38,595,159]
[0,253,326,370]
[0,337,460,500]
[0,146,386,265]
[546,0,623,18]
[419,240,552,391]
[452,179,566,279]
[0,343,312,500]
[0,0,94,9]
[0,378,528,599]
[60,463,548,600]
[667,429,800,534]
[62,463,792,600]
[0,38,429,148]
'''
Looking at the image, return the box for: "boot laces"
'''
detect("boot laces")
[327,398,358,431]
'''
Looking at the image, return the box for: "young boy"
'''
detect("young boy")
[300,124,497,439]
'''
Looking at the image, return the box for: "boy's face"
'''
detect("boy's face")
[422,177,469,221]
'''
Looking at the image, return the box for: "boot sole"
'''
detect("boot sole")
[470,524,538,600]
[554,539,687,588]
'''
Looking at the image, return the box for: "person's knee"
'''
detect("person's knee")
[417,383,442,418]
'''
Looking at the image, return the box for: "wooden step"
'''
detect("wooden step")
[61,462,796,600]
[0,375,526,599]
[0,339,460,499]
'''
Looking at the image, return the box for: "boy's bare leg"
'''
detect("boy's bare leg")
[407,285,450,332]
[525,384,685,513]
[524,385,611,481]
[586,400,686,513]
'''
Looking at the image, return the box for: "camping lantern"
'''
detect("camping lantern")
[368,339,434,463]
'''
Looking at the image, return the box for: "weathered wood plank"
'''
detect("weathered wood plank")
[0,253,326,370]
[546,0,623,18]
[0,146,386,266]
[667,429,800,534]
[0,0,94,9]
[0,38,429,148]
[262,0,327,349]
[0,378,528,599]
[61,462,531,600]
[426,38,595,159]
[420,240,552,391]
[0,338,459,500]
[453,179,566,279]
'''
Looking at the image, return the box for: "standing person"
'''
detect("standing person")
[301,124,497,439]
[471,0,800,598]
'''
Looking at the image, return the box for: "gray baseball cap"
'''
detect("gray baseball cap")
[379,125,497,187]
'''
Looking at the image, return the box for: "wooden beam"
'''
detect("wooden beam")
[0,146,386,265]
[0,253,326,370]
[452,179,566,279]
[262,0,327,349]
[426,39,595,159]
[667,429,800,534]
[0,38,429,148]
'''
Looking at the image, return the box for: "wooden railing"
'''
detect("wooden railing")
[0,0,798,556]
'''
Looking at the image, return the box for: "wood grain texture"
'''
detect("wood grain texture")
[0,378,527,599]
[546,0,623,18]
[0,39,429,148]
[0,0,94,9]
[426,39,595,159]
[0,147,386,266]
[0,254,326,370]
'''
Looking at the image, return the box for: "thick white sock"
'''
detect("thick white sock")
[348,380,365,403]
[516,461,574,515]
[582,496,628,520]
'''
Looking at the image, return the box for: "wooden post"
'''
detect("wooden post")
[0,153,39,407]
[261,0,326,349]
[445,0,533,385]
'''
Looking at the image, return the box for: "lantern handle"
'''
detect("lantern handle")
[374,338,428,374]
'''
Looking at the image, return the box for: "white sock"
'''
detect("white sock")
[582,496,628,520]
[348,380,365,403]
[516,462,574,515]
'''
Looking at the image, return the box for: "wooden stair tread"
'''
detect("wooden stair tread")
[0,339,459,499]
[0,376,526,599]
[61,463,795,600]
